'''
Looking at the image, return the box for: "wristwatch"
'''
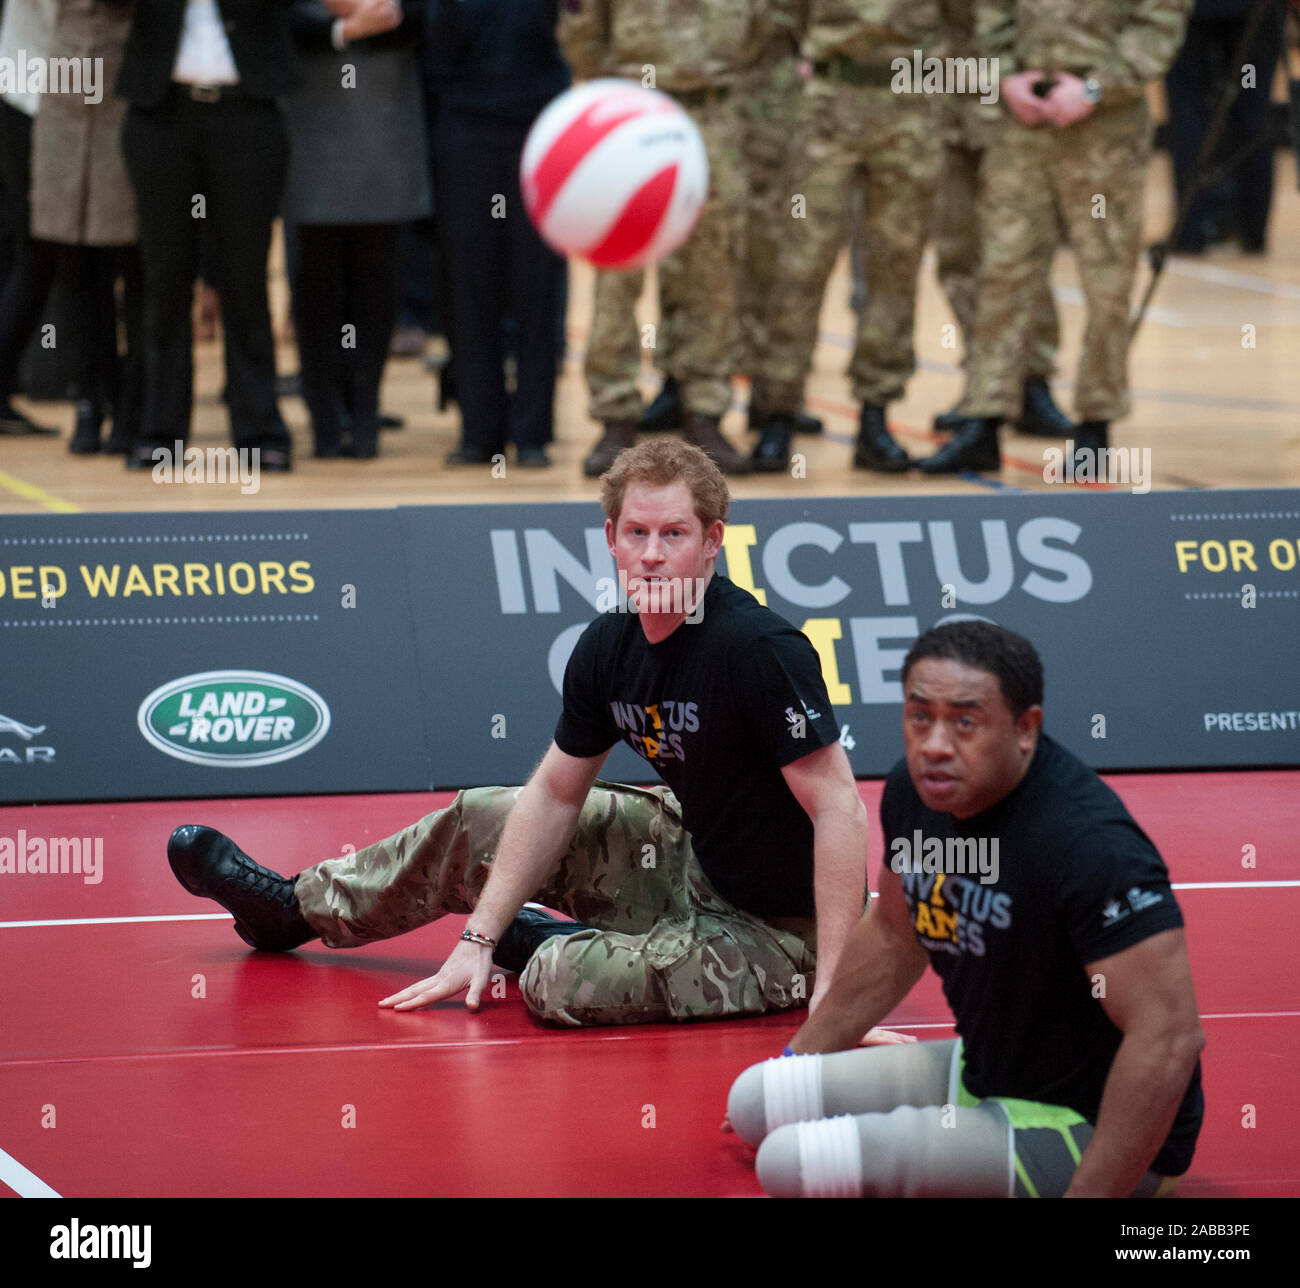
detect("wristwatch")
[1082,76,1102,104]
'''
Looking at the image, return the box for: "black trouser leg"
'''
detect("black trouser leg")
[197,98,289,450]
[121,101,202,448]
[292,222,349,455]
[342,222,399,454]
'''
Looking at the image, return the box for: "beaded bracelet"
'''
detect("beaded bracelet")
[461,928,498,949]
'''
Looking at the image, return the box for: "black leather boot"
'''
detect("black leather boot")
[853,404,909,472]
[69,400,103,454]
[492,906,595,974]
[914,418,1001,473]
[750,414,794,472]
[640,375,682,433]
[167,825,315,951]
[1074,419,1109,455]
[1017,376,1074,437]
[686,411,751,474]
[582,418,639,477]
[932,403,965,432]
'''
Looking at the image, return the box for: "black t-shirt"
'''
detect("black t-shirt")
[881,734,1204,1176]
[553,574,841,918]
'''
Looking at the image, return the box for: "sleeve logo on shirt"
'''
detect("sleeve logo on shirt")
[785,698,821,739]
[1126,886,1164,913]
[1101,898,1128,926]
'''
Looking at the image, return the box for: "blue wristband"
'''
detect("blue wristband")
[781,1045,796,1057]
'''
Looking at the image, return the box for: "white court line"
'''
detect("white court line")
[0,1146,61,1197]
[1166,257,1300,302]
[4,884,1296,928]
[0,912,233,929]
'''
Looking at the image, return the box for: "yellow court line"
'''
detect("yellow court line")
[0,467,80,513]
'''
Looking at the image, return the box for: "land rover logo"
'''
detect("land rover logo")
[138,671,330,767]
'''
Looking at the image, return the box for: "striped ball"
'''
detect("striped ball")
[520,80,709,271]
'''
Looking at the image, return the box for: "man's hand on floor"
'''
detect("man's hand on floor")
[379,939,495,1011]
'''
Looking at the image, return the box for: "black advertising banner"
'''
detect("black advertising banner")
[1,510,430,802]
[3,490,1297,802]
[402,489,1300,788]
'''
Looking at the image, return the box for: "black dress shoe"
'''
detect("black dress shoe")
[380,413,404,430]
[167,825,314,951]
[340,439,378,460]
[125,442,164,470]
[492,906,594,975]
[750,415,793,472]
[102,421,134,454]
[1017,376,1074,438]
[515,445,550,468]
[69,401,103,454]
[259,447,292,472]
[445,444,497,466]
[639,375,682,433]
[853,404,910,473]
[914,418,1001,474]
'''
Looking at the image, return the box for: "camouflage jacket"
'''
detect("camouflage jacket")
[800,1,953,63]
[975,0,1193,99]
[556,0,770,89]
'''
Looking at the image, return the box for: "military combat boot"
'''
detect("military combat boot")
[582,418,639,477]
[685,411,751,474]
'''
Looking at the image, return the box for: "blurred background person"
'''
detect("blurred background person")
[0,0,59,438]
[117,0,298,470]
[283,0,430,459]
[562,0,757,478]
[35,0,144,456]
[427,0,568,468]
[1164,0,1284,255]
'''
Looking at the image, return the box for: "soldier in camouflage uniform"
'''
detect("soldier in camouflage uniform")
[749,2,962,474]
[641,3,828,442]
[166,441,875,1030]
[929,0,1072,439]
[915,0,1192,473]
[561,1,761,476]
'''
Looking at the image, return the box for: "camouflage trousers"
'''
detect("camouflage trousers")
[294,781,816,1028]
[961,101,1153,423]
[584,92,746,423]
[734,51,805,383]
[932,136,1060,382]
[755,78,941,411]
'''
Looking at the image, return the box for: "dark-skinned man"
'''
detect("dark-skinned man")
[727,621,1205,1197]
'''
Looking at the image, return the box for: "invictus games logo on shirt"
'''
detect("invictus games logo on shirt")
[138,671,330,767]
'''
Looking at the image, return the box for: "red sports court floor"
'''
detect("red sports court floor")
[1,770,1297,1198]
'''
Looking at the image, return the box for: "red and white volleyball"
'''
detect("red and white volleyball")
[520,80,710,271]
